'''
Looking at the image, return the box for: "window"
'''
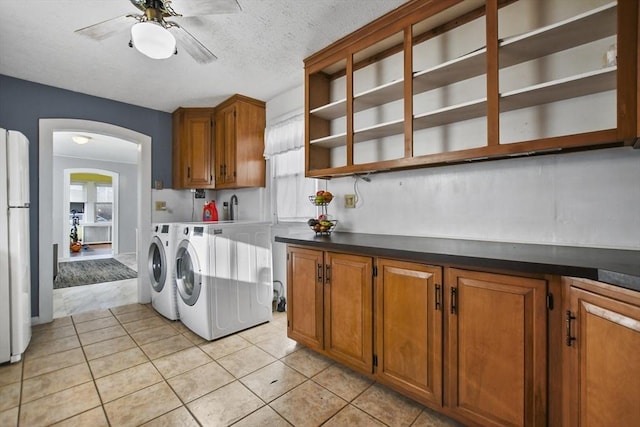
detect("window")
[265,114,317,222]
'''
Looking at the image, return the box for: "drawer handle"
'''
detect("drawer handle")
[435,284,441,311]
[565,310,576,346]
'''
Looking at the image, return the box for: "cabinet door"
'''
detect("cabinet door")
[184,111,214,187]
[215,105,237,187]
[376,259,443,406]
[446,269,547,427]
[565,283,640,427]
[324,252,373,373]
[286,247,323,350]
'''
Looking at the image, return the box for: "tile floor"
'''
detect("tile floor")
[0,305,463,426]
[53,253,139,318]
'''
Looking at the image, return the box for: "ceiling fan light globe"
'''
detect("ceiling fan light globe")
[131,21,176,59]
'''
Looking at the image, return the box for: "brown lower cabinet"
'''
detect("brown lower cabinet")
[446,268,548,427]
[563,277,640,427]
[286,245,551,426]
[286,247,373,372]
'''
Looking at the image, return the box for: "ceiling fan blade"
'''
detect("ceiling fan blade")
[172,25,217,64]
[166,0,241,17]
[75,15,135,41]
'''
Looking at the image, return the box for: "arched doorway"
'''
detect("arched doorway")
[38,119,152,324]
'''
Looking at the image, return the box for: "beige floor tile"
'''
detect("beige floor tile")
[74,316,120,334]
[0,382,21,412]
[0,407,18,427]
[19,382,101,427]
[282,347,334,377]
[83,335,137,360]
[130,325,179,346]
[25,335,81,360]
[312,364,374,401]
[182,329,207,345]
[152,347,212,379]
[413,407,465,427]
[141,406,199,427]
[168,321,191,334]
[238,322,281,344]
[0,361,22,386]
[270,380,347,427]
[78,325,127,346]
[110,303,150,316]
[352,383,423,426]
[122,316,167,333]
[240,361,306,403]
[233,405,291,427]
[103,382,182,427]
[200,333,252,360]
[72,309,114,324]
[140,334,194,360]
[51,407,109,427]
[114,308,157,324]
[32,316,73,331]
[217,345,277,378]
[95,362,163,403]
[22,363,93,404]
[31,325,77,345]
[167,361,234,402]
[323,404,386,426]
[89,347,149,378]
[255,333,302,359]
[23,348,86,379]
[188,380,264,427]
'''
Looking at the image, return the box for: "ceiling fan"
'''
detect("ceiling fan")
[75,0,241,64]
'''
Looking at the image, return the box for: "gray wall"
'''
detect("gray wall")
[52,156,139,255]
[0,74,172,315]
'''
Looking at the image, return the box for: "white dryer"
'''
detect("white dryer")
[148,223,179,320]
[175,222,273,341]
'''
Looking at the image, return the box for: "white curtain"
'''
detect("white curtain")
[265,114,316,222]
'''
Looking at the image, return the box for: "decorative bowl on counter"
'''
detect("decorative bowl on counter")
[308,218,337,235]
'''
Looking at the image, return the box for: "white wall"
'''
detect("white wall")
[53,156,138,254]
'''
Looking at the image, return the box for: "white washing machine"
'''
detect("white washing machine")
[148,223,179,320]
[175,222,272,341]
[175,223,215,340]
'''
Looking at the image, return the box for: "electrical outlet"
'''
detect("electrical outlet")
[155,201,166,211]
[345,194,356,208]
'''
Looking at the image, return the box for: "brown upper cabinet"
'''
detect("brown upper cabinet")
[172,108,215,189]
[304,0,639,178]
[172,94,266,189]
[214,95,266,189]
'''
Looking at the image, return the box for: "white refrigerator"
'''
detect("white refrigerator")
[0,128,32,363]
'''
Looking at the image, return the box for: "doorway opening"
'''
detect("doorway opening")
[38,119,152,324]
[63,169,119,261]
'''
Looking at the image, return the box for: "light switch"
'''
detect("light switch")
[155,201,167,211]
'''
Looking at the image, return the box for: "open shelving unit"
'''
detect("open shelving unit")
[305,0,638,178]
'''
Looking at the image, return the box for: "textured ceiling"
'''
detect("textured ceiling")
[0,0,407,113]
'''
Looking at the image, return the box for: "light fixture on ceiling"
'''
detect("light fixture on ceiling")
[72,135,91,145]
[130,20,176,60]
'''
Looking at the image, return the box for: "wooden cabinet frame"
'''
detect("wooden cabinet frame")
[304,0,639,178]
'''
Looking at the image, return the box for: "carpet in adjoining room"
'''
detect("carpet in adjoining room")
[54,258,138,289]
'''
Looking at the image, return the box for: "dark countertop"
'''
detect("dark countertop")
[275,232,640,292]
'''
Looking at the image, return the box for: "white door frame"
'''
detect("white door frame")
[62,168,119,259]
[38,119,152,324]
